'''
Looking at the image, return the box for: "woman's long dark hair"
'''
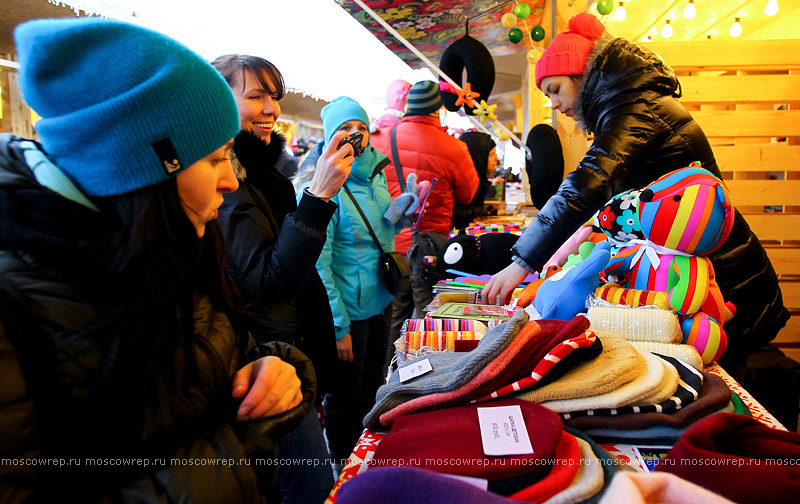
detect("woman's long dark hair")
[59,178,245,461]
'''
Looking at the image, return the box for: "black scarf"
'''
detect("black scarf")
[232,130,298,224]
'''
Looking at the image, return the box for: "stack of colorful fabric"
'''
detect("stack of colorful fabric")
[393,318,488,365]
[508,331,734,444]
[365,313,602,429]
[358,399,615,503]
[565,367,734,442]
[486,299,732,442]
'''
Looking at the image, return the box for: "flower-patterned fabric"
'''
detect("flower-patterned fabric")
[591,188,645,254]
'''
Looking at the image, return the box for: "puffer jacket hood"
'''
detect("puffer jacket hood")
[0,135,119,287]
[580,37,680,134]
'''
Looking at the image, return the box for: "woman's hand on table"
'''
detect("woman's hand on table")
[482,262,529,306]
[232,356,303,421]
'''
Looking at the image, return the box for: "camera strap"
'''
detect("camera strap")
[342,184,387,256]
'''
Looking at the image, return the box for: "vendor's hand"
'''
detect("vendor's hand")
[308,131,353,200]
[491,176,506,186]
[232,356,302,421]
[337,333,354,362]
[482,262,529,306]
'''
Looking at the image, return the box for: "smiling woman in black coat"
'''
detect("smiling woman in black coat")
[211,54,356,503]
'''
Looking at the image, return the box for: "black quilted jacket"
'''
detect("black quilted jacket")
[217,131,338,400]
[512,38,788,365]
[0,135,315,503]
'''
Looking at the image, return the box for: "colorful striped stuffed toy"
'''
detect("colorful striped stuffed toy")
[604,164,735,364]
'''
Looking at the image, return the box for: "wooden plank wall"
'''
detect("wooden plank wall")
[650,40,800,362]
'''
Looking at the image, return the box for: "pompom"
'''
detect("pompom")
[568,12,605,41]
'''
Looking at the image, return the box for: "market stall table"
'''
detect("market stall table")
[324,363,785,503]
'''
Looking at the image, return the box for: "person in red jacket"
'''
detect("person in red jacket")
[371,80,480,343]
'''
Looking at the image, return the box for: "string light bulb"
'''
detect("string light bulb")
[764,0,779,16]
[614,2,626,21]
[729,17,742,38]
[661,19,674,38]
[683,0,696,20]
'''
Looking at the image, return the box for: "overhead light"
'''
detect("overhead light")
[661,19,674,39]
[729,17,742,38]
[683,0,697,20]
[764,0,779,16]
[614,2,627,22]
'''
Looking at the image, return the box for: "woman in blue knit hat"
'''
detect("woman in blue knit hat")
[0,18,315,502]
[297,96,406,468]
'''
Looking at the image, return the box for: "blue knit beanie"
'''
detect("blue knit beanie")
[321,96,369,144]
[406,80,443,116]
[14,18,239,197]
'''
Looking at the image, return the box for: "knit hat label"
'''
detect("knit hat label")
[477,405,534,456]
[398,357,434,383]
[152,138,182,174]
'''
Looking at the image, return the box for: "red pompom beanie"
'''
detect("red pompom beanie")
[535,12,605,90]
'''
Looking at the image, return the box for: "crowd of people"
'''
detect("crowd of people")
[0,10,789,504]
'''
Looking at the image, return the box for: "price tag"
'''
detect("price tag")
[398,358,433,383]
[477,405,534,456]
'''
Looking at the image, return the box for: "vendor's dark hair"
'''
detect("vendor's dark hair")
[460,131,496,177]
[211,54,286,100]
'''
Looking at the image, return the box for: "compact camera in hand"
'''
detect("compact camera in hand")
[337,132,366,157]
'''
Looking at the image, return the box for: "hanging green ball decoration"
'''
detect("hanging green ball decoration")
[508,28,524,43]
[597,0,613,15]
[531,26,545,42]
[513,3,531,19]
[501,12,517,29]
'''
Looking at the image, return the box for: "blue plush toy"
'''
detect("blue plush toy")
[532,241,611,320]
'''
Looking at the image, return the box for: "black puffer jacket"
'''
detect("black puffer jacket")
[0,135,315,503]
[512,38,788,365]
[217,131,337,399]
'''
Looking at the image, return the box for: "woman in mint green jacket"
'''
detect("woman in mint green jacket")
[297,96,403,466]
